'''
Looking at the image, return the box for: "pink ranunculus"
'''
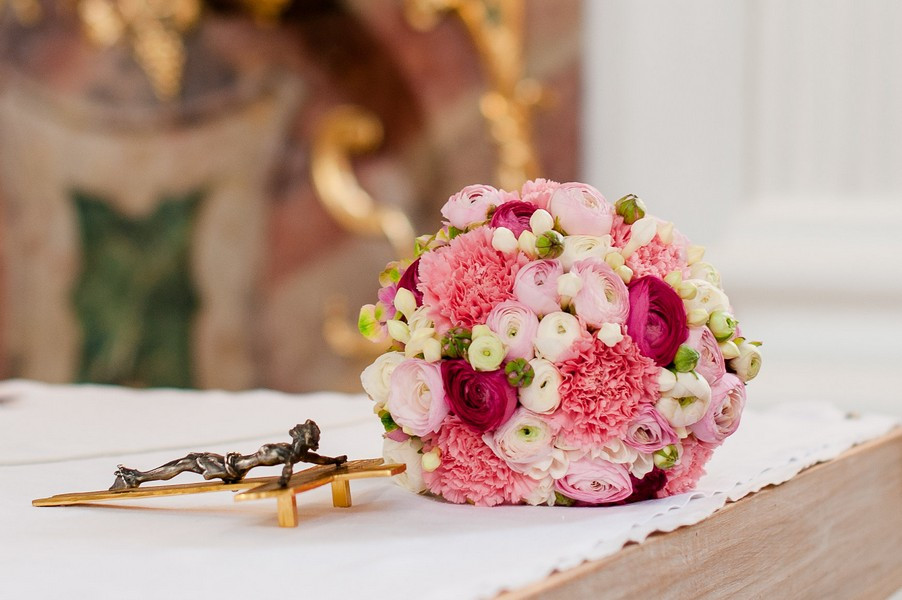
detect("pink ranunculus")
[622,405,679,453]
[520,178,560,210]
[441,359,517,433]
[419,227,528,334]
[486,301,539,361]
[691,373,746,445]
[397,258,423,306]
[547,182,614,236]
[555,457,633,504]
[422,416,538,506]
[441,184,506,230]
[513,259,563,316]
[570,258,630,328]
[490,200,539,237]
[685,326,726,385]
[386,359,449,437]
[626,276,689,367]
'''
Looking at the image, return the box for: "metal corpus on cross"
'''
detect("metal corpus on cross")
[33,459,405,528]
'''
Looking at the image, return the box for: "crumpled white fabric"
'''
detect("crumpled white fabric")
[0,380,897,600]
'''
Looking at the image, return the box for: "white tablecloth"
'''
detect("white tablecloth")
[0,380,897,599]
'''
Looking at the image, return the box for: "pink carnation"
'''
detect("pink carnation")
[419,227,528,334]
[612,216,690,279]
[520,178,560,210]
[659,436,714,497]
[556,335,659,448]
[422,416,537,506]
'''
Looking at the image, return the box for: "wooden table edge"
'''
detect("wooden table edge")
[500,427,902,600]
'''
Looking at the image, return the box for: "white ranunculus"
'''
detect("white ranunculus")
[630,452,655,479]
[360,351,406,408]
[656,371,712,427]
[523,475,556,506]
[519,358,562,414]
[559,234,612,270]
[382,437,426,493]
[467,331,507,371]
[730,340,762,382]
[485,408,568,480]
[534,311,582,363]
[597,322,624,347]
[492,227,519,254]
[683,279,731,316]
[689,261,722,288]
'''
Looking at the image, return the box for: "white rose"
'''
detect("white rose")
[519,358,562,414]
[360,351,406,408]
[534,311,582,363]
[559,234,612,270]
[382,437,426,493]
[656,371,712,427]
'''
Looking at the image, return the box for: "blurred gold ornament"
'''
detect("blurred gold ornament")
[404,0,542,190]
[0,0,42,24]
[75,0,202,100]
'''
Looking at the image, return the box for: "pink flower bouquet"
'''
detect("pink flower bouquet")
[360,181,761,507]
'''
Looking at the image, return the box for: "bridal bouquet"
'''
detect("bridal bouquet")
[359,180,761,506]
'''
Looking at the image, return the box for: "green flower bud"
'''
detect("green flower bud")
[378,410,399,433]
[672,345,700,372]
[535,230,565,259]
[653,444,680,470]
[358,304,385,341]
[441,327,472,359]
[708,310,738,342]
[554,492,576,507]
[615,193,647,225]
[505,358,536,387]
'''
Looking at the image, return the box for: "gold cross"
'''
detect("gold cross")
[33,459,405,528]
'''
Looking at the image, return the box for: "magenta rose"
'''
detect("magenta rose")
[685,326,725,385]
[623,405,679,453]
[490,200,538,237]
[441,359,517,433]
[626,276,688,366]
[691,373,746,445]
[398,258,423,306]
[555,457,633,504]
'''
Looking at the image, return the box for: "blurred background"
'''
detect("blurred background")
[0,0,898,416]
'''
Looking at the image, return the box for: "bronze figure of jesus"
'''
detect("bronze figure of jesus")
[109,420,347,490]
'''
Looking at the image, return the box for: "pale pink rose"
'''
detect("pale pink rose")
[520,178,561,210]
[486,301,539,361]
[623,404,679,453]
[570,258,630,328]
[513,259,563,316]
[441,184,507,230]
[690,373,746,445]
[548,183,613,236]
[386,359,449,437]
[685,326,726,385]
[554,457,633,504]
